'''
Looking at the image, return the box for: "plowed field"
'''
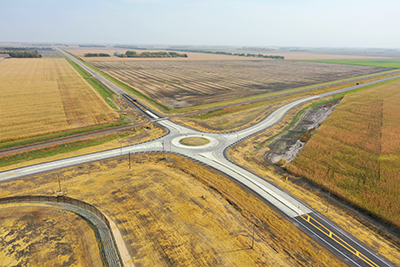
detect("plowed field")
[91,60,389,108]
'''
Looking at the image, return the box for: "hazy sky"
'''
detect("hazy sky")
[1,0,399,48]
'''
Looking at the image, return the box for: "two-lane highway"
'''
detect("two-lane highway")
[2,47,398,266]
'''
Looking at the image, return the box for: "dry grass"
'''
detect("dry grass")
[287,79,400,228]
[0,58,119,143]
[0,205,102,266]
[0,122,165,172]
[0,153,344,267]
[179,137,210,146]
[226,98,400,266]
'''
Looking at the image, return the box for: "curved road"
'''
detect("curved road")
[1,47,398,266]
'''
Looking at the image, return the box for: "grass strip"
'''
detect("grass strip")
[63,57,118,110]
[0,130,141,168]
[304,59,400,69]
[0,121,130,151]
[66,53,170,112]
[255,76,400,149]
[66,51,398,115]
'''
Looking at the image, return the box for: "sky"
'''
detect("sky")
[1,0,400,48]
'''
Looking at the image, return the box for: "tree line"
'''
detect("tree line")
[0,47,53,51]
[118,51,188,58]
[166,49,284,59]
[0,50,42,58]
[84,53,111,57]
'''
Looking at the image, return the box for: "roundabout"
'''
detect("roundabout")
[171,135,219,149]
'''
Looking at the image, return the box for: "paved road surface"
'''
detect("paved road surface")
[2,47,398,266]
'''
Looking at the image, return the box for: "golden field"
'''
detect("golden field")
[0,58,119,143]
[0,154,344,266]
[287,79,400,228]
[226,101,400,265]
[0,205,102,266]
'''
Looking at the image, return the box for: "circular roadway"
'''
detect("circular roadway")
[171,135,219,150]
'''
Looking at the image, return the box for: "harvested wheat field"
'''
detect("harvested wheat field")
[287,78,400,228]
[0,205,103,266]
[0,153,344,267]
[91,60,389,108]
[0,58,119,143]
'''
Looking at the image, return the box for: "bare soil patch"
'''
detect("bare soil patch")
[0,206,103,266]
[265,101,340,166]
[0,153,344,266]
[91,60,389,108]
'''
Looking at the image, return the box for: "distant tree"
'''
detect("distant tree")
[0,50,41,58]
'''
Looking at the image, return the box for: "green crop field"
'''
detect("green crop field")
[307,59,400,69]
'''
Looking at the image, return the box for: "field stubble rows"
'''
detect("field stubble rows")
[0,58,119,143]
[91,60,389,109]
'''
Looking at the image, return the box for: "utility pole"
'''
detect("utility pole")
[251,224,255,249]
[324,183,329,213]
[57,175,62,193]
[119,138,122,156]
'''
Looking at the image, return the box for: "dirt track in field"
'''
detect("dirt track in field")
[91,60,389,108]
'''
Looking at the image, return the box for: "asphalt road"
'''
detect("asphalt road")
[2,47,398,266]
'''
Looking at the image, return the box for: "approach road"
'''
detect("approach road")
[2,47,399,267]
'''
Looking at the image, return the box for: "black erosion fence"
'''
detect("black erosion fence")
[0,195,123,267]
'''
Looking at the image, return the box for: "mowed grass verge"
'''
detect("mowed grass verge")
[0,58,120,146]
[287,79,400,228]
[0,123,166,171]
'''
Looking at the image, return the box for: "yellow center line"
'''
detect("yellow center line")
[299,214,379,267]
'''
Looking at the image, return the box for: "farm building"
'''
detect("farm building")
[114,51,122,56]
